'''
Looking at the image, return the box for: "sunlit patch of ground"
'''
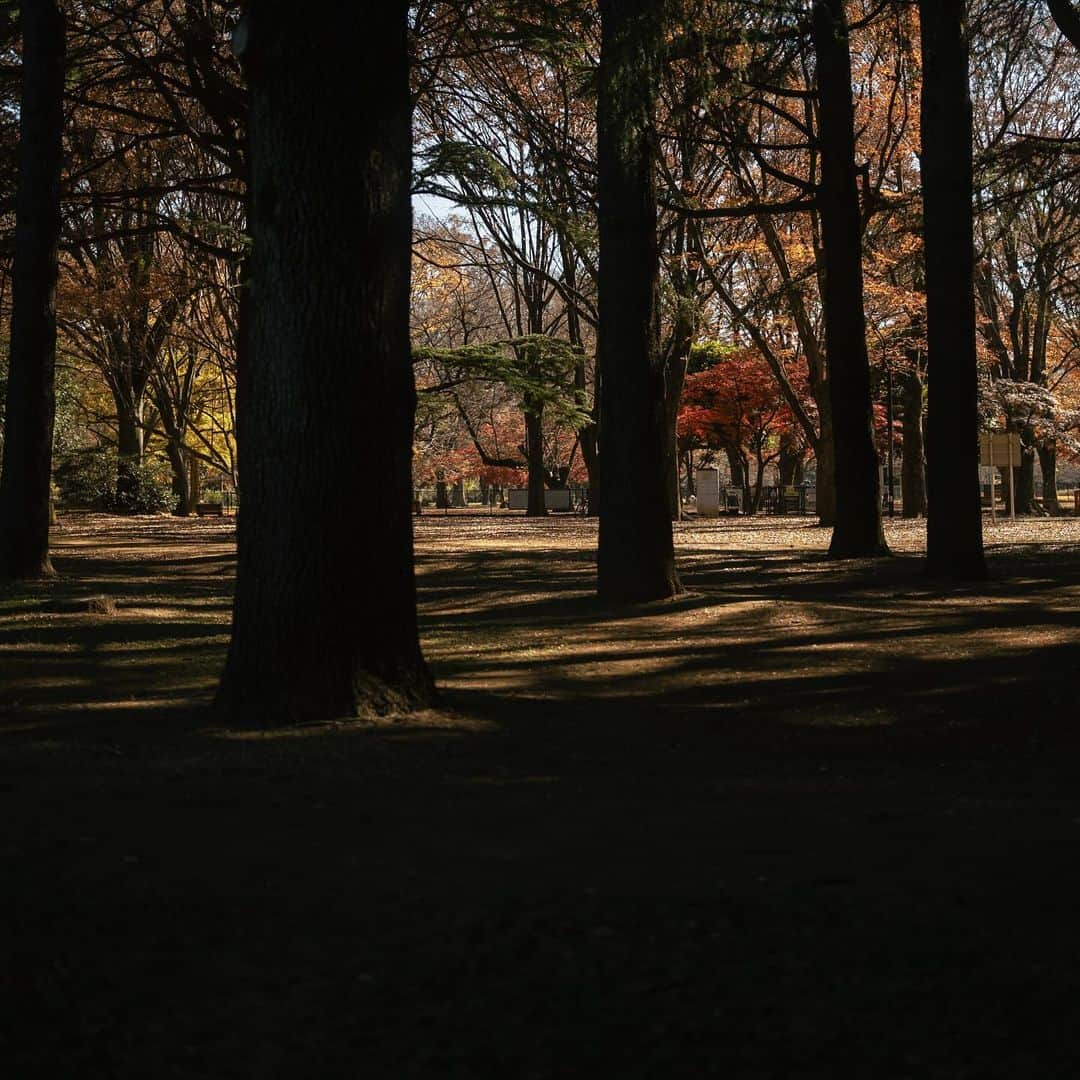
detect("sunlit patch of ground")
[3,511,1080,1076]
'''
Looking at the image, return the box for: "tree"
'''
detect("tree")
[217,2,433,720]
[0,1,66,581]
[1048,0,1080,51]
[811,0,887,558]
[920,0,986,579]
[596,0,681,601]
[678,343,806,513]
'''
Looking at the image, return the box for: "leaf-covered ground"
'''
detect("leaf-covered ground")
[3,511,1080,1077]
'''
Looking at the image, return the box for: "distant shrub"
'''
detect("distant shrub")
[55,449,175,513]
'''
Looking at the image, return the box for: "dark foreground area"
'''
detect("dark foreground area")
[3,514,1080,1077]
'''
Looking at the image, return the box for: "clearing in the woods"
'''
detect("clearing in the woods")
[3,512,1080,1076]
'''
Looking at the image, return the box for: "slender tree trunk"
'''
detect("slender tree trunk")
[900,367,927,517]
[596,0,680,601]
[524,396,547,516]
[920,0,986,578]
[218,1,433,721]
[779,437,805,487]
[0,2,65,580]
[812,1,888,558]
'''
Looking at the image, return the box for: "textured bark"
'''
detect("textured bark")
[217,2,433,721]
[115,404,144,511]
[900,368,927,518]
[165,442,200,516]
[920,0,986,578]
[0,2,65,581]
[813,401,836,526]
[1038,442,1062,515]
[812,1,888,558]
[524,398,547,517]
[596,0,681,601]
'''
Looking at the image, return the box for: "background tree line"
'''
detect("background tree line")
[2,0,1080,716]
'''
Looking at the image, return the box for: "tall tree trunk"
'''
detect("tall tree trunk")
[812,1,888,558]
[1038,441,1061,515]
[900,367,927,518]
[166,440,199,516]
[218,1,433,721]
[920,0,986,577]
[524,395,547,516]
[1013,436,1039,514]
[115,402,144,511]
[813,407,836,526]
[0,2,65,581]
[596,0,680,601]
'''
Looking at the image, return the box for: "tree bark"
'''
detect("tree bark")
[920,0,986,578]
[524,396,547,516]
[811,0,888,558]
[900,367,927,518]
[166,441,200,516]
[0,1,65,581]
[115,402,144,511]
[1048,0,1080,51]
[218,1,433,721]
[1038,441,1061,515]
[596,0,681,601]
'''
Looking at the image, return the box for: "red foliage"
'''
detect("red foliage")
[678,347,807,458]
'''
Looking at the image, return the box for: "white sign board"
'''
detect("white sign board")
[979,432,1021,468]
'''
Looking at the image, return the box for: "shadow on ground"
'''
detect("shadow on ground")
[3,514,1080,1077]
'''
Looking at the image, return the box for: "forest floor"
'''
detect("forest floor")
[3,510,1080,1077]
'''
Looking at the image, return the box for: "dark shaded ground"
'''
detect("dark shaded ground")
[3,512,1080,1077]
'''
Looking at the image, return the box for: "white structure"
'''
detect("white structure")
[695,467,721,517]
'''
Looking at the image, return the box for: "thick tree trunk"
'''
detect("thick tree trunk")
[812,1,888,558]
[900,367,927,517]
[920,0,986,578]
[596,0,680,601]
[1038,441,1062,515]
[166,441,200,516]
[726,447,745,493]
[0,2,65,581]
[218,2,433,721]
[115,403,144,511]
[1011,438,1040,515]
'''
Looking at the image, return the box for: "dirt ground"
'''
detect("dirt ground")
[3,510,1080,1077]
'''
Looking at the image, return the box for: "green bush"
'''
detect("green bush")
[55,449,175,513]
